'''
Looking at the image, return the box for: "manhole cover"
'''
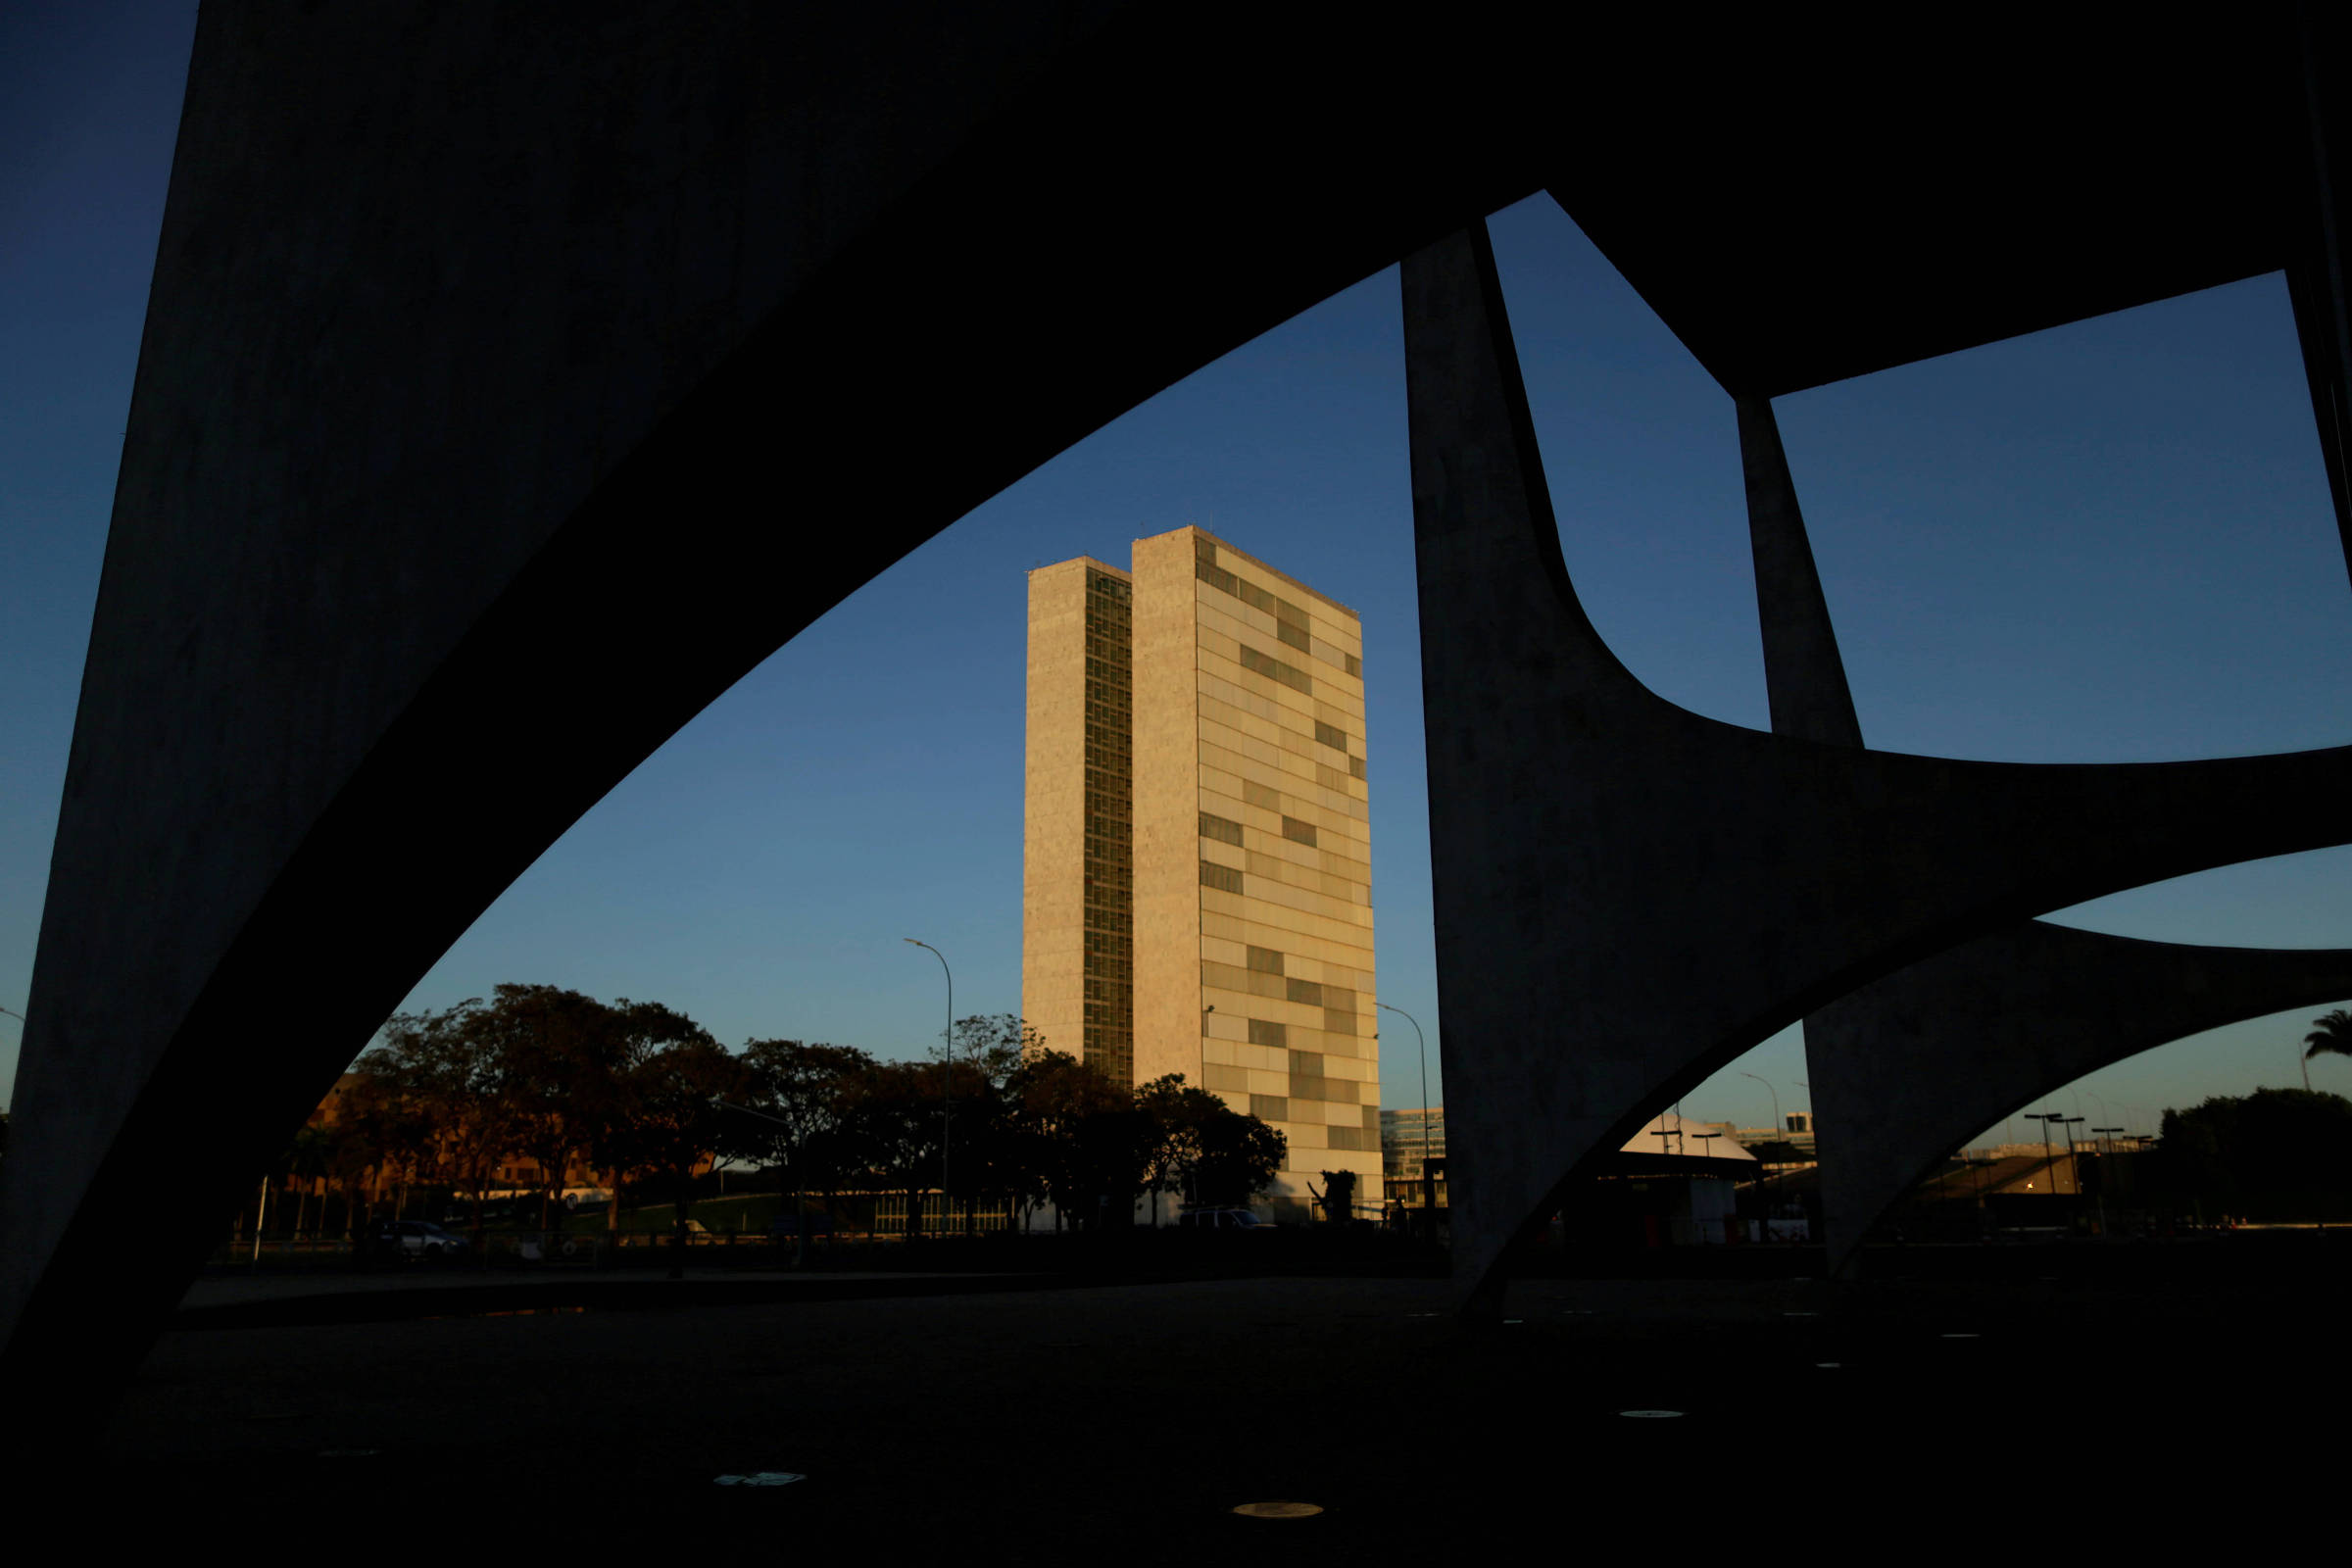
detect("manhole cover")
[715,1472,806,1488]
[1815,1362,1840,1369]
[1619,1410,1685,1419]
[1233,1501,1322,1518]
[1940,1333,1980,1340]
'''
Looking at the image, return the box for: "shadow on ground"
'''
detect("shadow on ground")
[76,1239,2344,1549]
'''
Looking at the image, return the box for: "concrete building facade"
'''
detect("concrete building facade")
[1027,527,1381,1221]
[1021,558,1137,1083]
[1381,1107,1446,1185]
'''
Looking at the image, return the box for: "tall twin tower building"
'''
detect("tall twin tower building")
[1023,526,1382,1220]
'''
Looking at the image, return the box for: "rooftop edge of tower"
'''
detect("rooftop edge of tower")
[1138,525,1358,621]
[1028,555,1132,582]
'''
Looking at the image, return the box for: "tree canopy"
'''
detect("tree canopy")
[2153,1087,2352,1222]
[2305,1008,2352,1062]
[324,1001,1293,1236]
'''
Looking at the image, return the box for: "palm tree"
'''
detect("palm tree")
[2305,1009,2352,1090]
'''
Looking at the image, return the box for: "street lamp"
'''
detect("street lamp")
[2093,1124,2125,1236]
[2053,1114,2084,1193]
[1375,1003,1435,1233]
[1739,1073,1783,1245]
[905,938,952,1239]
[2024,1112,2064,1197]
[714,1096,810,1264]
[1690,1130,1726,1243]
[1740,1072,1782,1141]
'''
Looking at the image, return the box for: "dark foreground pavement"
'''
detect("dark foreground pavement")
[76,1260,2342,1553]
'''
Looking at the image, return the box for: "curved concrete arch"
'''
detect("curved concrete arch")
[8,6,2345,1452]
[0,7,1561,1436]
[1733,395,2352,1274]
[1401,220,2352,1314]
[1810,927,2352,1273]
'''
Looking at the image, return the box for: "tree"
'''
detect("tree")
[1136,1075,1229,1227]
[2306,1008,2352,1069]
[838,1057,947,1240]
[939,1015,1041,1234]
[482,983,634,1230]
[593,1029,742,1276]
[733,1039,874,1262]
[328,1067,431,1224]
[281,1124,333,1240]
[1191,1105,1288,1210]
[361,999,513,1236]
[1004,1050,1131,1232]
[946,1013,1040,1084]
[2154,1088,2352,1223]
[587,999,724,1234]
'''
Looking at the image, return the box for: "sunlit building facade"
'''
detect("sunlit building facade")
[1025,527,1381,1221]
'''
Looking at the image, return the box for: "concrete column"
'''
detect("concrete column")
[2284,0,2352,588]
[1811,926,2352,1268]
[0,5,1556,1450]
[1737,391,2352,1273]
[1402,219,2352,1315]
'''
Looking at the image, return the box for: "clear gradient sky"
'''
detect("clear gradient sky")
[6,3,2350,1147]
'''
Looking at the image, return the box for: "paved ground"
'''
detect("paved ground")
[84,1258,2337,1551]
[173,1264,1054,1327]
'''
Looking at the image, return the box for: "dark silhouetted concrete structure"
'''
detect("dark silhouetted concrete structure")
[7,8,2352,1446]
[1402,220,2352,1313]
[1809,926,2352,1271]
[1739,395,2352,1274]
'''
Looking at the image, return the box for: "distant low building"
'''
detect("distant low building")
[1381,1107,1446,1208]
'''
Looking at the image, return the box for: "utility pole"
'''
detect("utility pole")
[1740,1072,1781,1244]
[2093,1127,2124,1237]
[1376,1003,1434,1239]
[2025,1111,2063,1220]
[905,939,952,1241]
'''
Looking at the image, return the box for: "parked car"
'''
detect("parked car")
[372,1219,471,1261]
[1176,1207,1271,1231]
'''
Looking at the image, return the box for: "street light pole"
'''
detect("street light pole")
[1740,1072,1781,1140]
[1376,1003,1434,1235]
[2093,1126,2124,1237]
[1740,1073,1781,1245]
[2056,1114,2084,1207]
[2025,1111,2062,1206]
[905,939,952,1240]
[1691,1131,1725,1243]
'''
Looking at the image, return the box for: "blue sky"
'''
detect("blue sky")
[5,2,2350,1145]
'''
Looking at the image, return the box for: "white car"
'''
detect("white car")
[372,1220,471,1260]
